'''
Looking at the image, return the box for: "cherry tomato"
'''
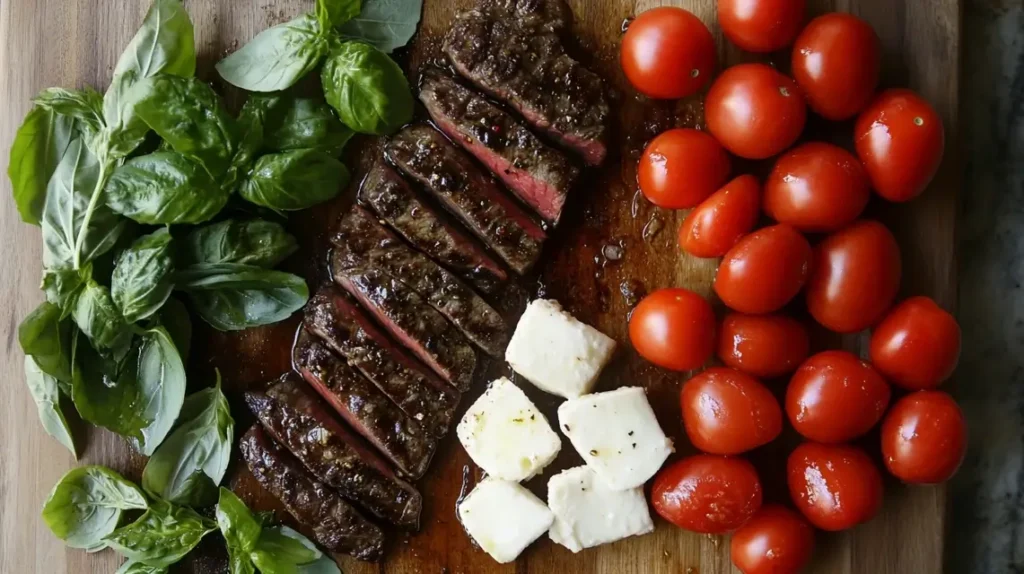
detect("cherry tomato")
[787,442,883,531]
[705,63,807,159]
[855,89,945,202]
[718,313,810,378]
[679,175,761,258]
[718,0,805,53]
[629,288,716,371]
[805,220,901,333]
[791,13,880,120]
[621,7,716,99]
[870,296,961,390]
[786,350,891,443]
[682,367,783,455]
[730,504,815,574]
[652,454,763,534]
[764,142,870,232]
[639,129,731,209]
[715,224,812,314]
[881,391,967,484]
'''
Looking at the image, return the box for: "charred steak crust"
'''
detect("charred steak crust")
[386,125,545,274]
[418,69,579,224]
[239,425,386,561]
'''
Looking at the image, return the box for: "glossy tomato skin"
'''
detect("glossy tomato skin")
[805,220,901,333]
[764,142,870,232]
[652,454,763,534]
[629,288,716,371]
[855,89,945,202]
[881,391,967,484]
[715,224,812,314]
[869,297,961,390]
[787,442,884,531]
[718,0,806,53]
[621,7,716,99]
[705,64,807,159]
[640,129,731,209]
[679,175,761,257]
[730,504,815,574]
[682,367,783,455]
[718,313,810,378]
[791,13,880,120]
[786,350,891,443]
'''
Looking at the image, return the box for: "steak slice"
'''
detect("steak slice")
[419,69,579,224]
[293,329,437,478]
[332,207,510,357]
[246,374,423,529]
[305,285,459,438]
[386,124,545,274]
[359,161,507,294]
[444,0,610,165]
[239,425,386,561]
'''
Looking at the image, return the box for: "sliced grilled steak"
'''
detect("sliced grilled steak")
[386,124,545,274]
[246,374,422,529]
[419,69,579,224]
[332,207,510,357]
[305,285,459,438]
[444,0,610,165]
[359,161,507,294]
[293,330,437,478]
[239,425,386,561]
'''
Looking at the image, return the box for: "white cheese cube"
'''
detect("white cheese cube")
[557,386,673,490]
[505,299,617,399]
[548,466,654,552]
[457,377,561,481]
[458,478,554,563]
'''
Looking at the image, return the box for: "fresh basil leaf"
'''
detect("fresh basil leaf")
[239,150,348,211]
[41,465,148,550]
[8,106,76,225]
[104,499,216,568]
[317,0,362,30]
[105,151,229,224]
[132,326,187,455]
[72,279,132,353]
[112,228,175,322]
[25,356,77,457]
[112,0,196,80]
[104,71,151,160]
[157,297,191,363]
[264,98,353,156]
[19,301,73,383]
[71,331,146,439]
[183,219,298,267]
[235,94,280,168]
[321,41,413,135]
[215,14,329,93]
[338,0,422,54]
[33,87,105,139]
[216,487,262,574]
[252,525,321,569]
[175,263,309,331]
[116,560,168,574]
[41,265,89,313]
[298,556,342,574]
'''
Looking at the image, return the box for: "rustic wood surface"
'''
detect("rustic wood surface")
[0,0,960,572]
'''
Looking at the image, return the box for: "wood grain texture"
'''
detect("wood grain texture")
[0,0,959,573]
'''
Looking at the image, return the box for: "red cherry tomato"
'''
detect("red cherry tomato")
[718,313,810,378]
[621,7,716,99]
[679,175,761,258]
[715,224,812,314]
[718,0,805,53]
[787,442,883,531]
[786,350,891,443]
[705,63,807,159]
[629,288,716,371]
[791,13,881,120]
[639,129,731,209]
[869,296,962,390]
[855,89,945,202]
[652,454,763,534]
[805,220,901,333]
[682,367,783,455]
[764,142,870,232]
[881,391,967,484]
[730,504,815,574]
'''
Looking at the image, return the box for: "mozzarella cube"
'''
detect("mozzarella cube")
[457,377,561,481]
[557,386,673,490]
[458,478,554,563]
[548,466,654,552]
[505,299,617,399]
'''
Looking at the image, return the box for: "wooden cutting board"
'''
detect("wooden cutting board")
[0,0,960,572]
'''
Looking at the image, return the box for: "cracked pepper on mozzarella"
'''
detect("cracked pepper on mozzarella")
[548,465,654,552]
[457,478,554,564]
[557,386,673,490]
[457,377,561,481]
[505,299,617,399]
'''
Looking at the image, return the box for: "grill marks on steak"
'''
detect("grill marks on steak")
[240,425,386,561]
[419,69,579,224]
[386,125,545,274]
